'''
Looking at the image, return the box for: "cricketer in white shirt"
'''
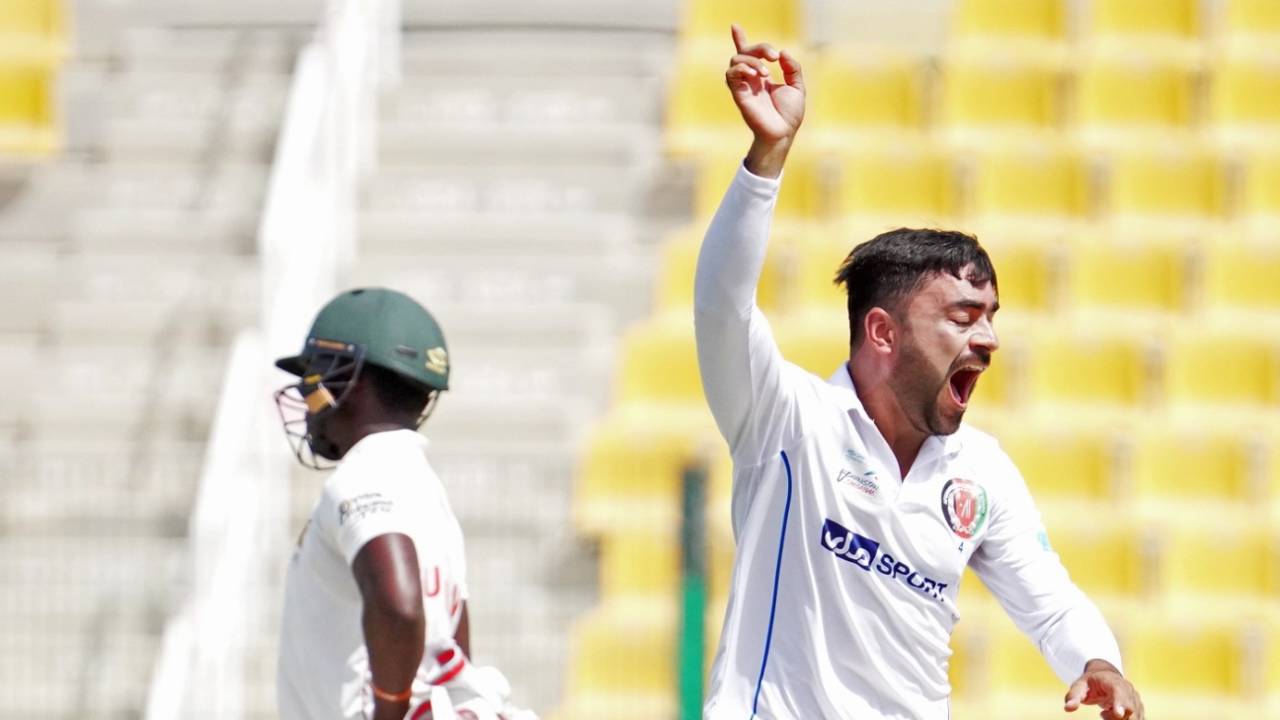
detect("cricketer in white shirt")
[695,25,1143,720]
[278,429,469,720]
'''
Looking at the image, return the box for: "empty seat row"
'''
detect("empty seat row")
[677,0,1280,47]
[576,407,1280,543]
[951,0,1280,44]
[0,0,66,156]
[668,46,1280,153]
[682,140,1280,223]
[659,228,1280,315]
[596,309,1279,410]
[563,598,1280,707]
[589,516,1278,618]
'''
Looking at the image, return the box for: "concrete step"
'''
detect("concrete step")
[47,299,253,346]
[430,300,616,350]
[399,29,675,76]
[365,164,646,216]
[379,122,658,166]
[385,75,661,127]
[352,251,652,321]
[72,209,258,254]
[359,212,634,255]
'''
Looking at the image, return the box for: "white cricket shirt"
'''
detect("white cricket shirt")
[278,429,469,720]
[695,165,1122,719]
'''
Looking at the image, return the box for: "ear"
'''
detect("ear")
[863,307,897,355]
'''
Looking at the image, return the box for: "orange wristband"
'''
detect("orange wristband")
[371,683,412,703]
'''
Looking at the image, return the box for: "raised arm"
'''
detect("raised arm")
[694,26,808,465]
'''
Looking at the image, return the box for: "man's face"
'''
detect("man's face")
[301,357,359,461]
[888,266,999,436]
[305,404,345,461]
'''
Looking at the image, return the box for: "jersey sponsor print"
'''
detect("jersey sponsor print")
[820,518,949,602]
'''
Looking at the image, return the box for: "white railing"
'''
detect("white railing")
[145,2,399,718]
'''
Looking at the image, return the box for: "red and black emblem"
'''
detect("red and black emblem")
[940,478,988,540]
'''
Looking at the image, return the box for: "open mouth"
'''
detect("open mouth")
[948,367,983,408]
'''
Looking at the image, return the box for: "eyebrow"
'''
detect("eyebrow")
[949,298,1000,314]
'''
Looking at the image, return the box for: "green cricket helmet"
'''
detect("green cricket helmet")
[273,287,449,468]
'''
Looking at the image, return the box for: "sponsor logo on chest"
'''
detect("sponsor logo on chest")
[819,518,948,602]
[834,448,881,499]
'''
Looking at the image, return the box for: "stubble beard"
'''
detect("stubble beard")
[892,337,964,437]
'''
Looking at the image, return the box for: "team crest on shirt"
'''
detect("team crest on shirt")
[940,478,988,539]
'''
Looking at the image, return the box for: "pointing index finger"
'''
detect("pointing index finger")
[731,24,747,53]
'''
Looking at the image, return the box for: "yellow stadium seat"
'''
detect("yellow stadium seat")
[1066,237,1189,311]
[997,423,1116,500]
[1132,425,1255,502]
[980,238,1058,313]
[969,146,1088,220]
[554,692,674,720]
[1202,240,1280,310]
[948,600,999,699]
[1088,0,1198,40]
[772,307,849,378]
[653,227,793,313]
[681,0,800,46]
[665,50,754,156]
[1267,611,1280,697]
[1269,429,1280,507]
[655,233,709,312]
[566,604,674,694]
[575,403,717,533]
[831,142,953,220]
[599,530,679,598]
[1104,148,1224,220]
[940,56,1061,134]
[1026,328,1149,405]
[1076,53,1196,131]
[1163,329,1279,406]
[985,612,1071,693]
[616,312,701,404]
[0,67,56,155]
[0,66,50,125]
[808,47,924,137]
[693,149,823,219]
[1240,151,1280,218]
[951,0,1065,40]
[1157,515,1274,594]
[1049,521,1145,596]
[0,0,66,64]
[1211,50,1280,137]
[622,316,703,403]
[0,0,65,156]
[1126,617,1247,695]
[955,566,996,612]
[1224,0,1280,44]
[1018,515,1152,594]
[791,231,848,309]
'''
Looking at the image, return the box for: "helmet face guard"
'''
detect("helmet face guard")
[274,340,367,471]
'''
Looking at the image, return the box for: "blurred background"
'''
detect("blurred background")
[0,0,1277,719]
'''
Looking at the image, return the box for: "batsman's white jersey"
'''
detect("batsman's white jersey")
[695,165,1123,720]
[278,429,469,720]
